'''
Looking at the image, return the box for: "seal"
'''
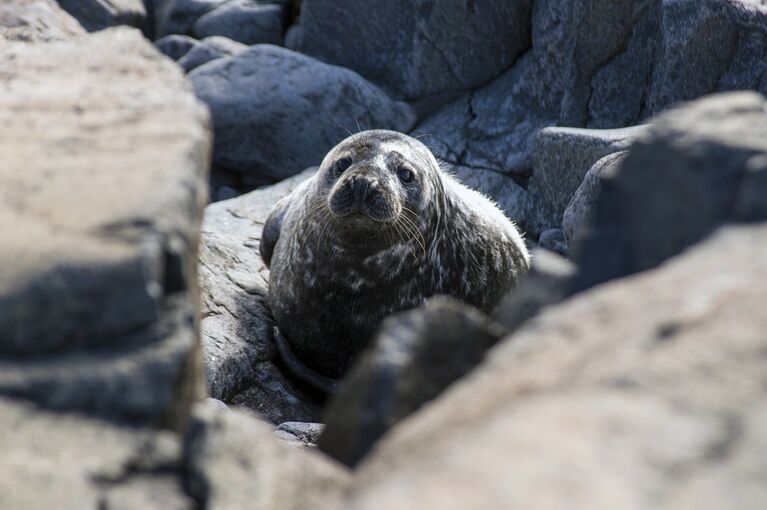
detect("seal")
[260,130,530,391]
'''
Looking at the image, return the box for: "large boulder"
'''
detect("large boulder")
[0,0,85,41]
[193,0,284,46]
[0,27,210,426]
[154,0,227,38]
[199,169,316,401]
[189,45,416,183]
[0,397,192,509]
[319,299,506,467]
[177,35,247,72]
[185,404,350,510]
[415,0,767,183]
[572,92,767,292]
[154,33,197,60]
[492,248,575,332]
[301,0,533,105]
[56,0,147,32]
[346,223,767,510]
[524,125,646,237]
[563,151,628,247]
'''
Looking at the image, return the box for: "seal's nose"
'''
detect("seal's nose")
[347,174,379,209]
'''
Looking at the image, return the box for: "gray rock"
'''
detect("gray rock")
[735,154,767,221]
[275,422,325,448]
[56,0,146,32]
[194,0,283,46]
[154,33,197,60]
[573,92,767,292]
[412,0,647,177]
[199,169,316,400]
[301,0,533,103]
[97,432,193,509]
[205,398,231,414]
[493,248,575,333]
[0,398,140,508]
[563,151,628,248]
[230,362,321,424]
[538,228,568,256]
[0,0,85,41]
[0,398,191,509]
[154,0,227,38]
[185,403,350,510]
[189,45,416,181]
[319,298,506,467]
[178,35,247,72]
[348,224,767,510]
[415,0,767,191]
[524,125,646,237]
[0,28,209,426]
[646,0,767,117]
[283,22,301,51]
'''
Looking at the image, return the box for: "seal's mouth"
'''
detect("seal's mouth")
[328,178,398,224]
[330,205,396,224]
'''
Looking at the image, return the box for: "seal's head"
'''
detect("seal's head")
[316,130,441,235]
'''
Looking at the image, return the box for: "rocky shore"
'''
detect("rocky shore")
[1,1,766,508]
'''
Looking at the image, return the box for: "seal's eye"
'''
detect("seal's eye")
[397,166,414,184]
[334,157,352,175]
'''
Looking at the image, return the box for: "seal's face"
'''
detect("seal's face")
[317,130,439,237]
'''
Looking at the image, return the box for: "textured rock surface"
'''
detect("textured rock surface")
[348,224,767,510]
[230,362,321,424]
[573,92,767,292]
[0,397,192,509]
[563,151,628,248]
[185,404,350,510]
[193,0,283,45]
[0,0,85,41]
[154,33,197,60]
[0,27,209,425]
[199,169,316,400]
[178,35,247,72]
[525,126,646,237]
[275,422,325,448]
[154,0,227,38]
[320,299,506,467]
[301,0,533,103]
[56,0,147,32]
[189,45,416,182]
[415,0,767,184]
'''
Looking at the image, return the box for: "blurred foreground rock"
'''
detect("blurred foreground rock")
[0,25,213,510]
[56,0,147,33]
[186,404,350,510]
[347,223,767,510]
[0,0,86,41]
[0,27,209,425]
[320,299,506,467]
[573,91,767,291]
[0,398,193,509]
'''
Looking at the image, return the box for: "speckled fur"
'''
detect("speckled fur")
[261,130,530,378]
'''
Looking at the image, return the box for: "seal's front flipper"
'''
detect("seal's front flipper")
[259,195,291,268]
